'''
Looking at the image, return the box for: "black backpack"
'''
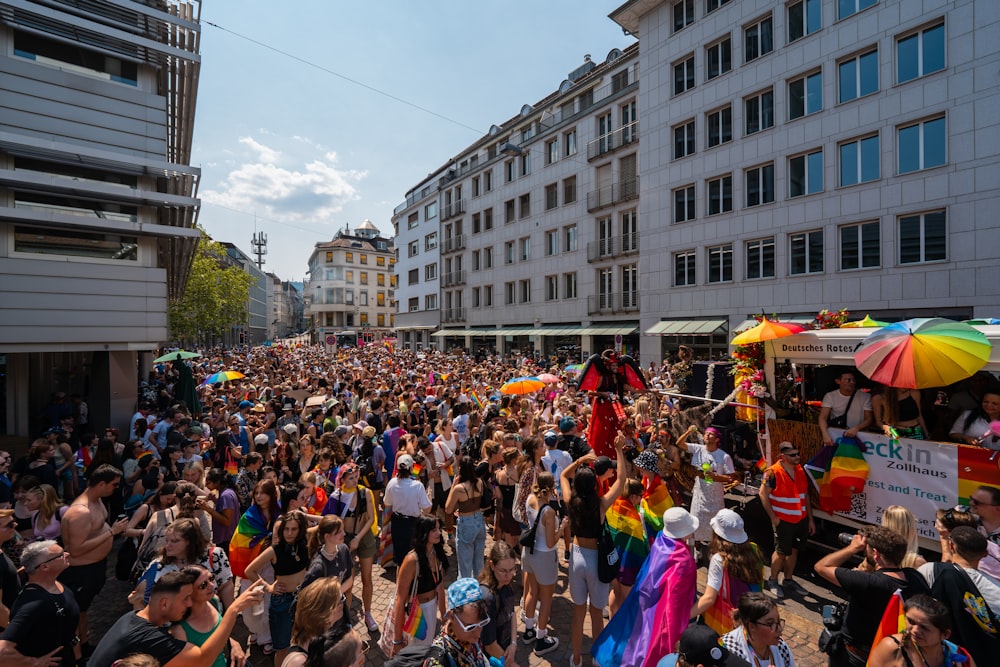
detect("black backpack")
[385,643,455,667]
[929,562,1000,665]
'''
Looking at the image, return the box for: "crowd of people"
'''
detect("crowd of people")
[0,341,997,667]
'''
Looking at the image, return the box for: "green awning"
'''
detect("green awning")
[578,325,639,336]
[644,319,728,336]
[430,328,499,338]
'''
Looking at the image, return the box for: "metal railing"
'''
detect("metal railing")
[442,308,466,323]
[442,199,466,221]
[587,292,638,314]
[587,121,640,161]
[586,234,640,262]
[586,177,639,212]
[441,234,466,254]
[441,271,467,287]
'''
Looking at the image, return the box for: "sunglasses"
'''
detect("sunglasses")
[784,451,800,457]
[452,609,491,631]
[969,498,999,507]
[197,576,216,590]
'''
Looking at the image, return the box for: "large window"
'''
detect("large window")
[674,55,695,95]
[674,251,696,286]
[706,37,732,80]
[13,226,138,261]
[706,0,730,12]
[13,30,138,85]
[745,89,774,135]
[746,238,775,279]
[564,224,578,252]
[564,129,577,156]
[899,211,946,264]
[745,16,773,62]
[898,117,946,174]
[564,273,577,299]
[673,0,694,33]
[519,237,531,261]
[839,135,880,186]
[520,279,531,303]
[408,240,419,257]
[563,176,577,204]
[787,0,821,43]
[838,0,876,20]
[621,264,638,309]
[840,221,880,270]
[425,263,437,281]
[505,282,516,305]
[546,275,559,301]
[504,199,515,224]
[504,241,515,265]
[546,138,559,165]
[519,193,531,219]
[789,149,824,197]
[707,244,733,283]
[545,230,559,256]
[897,23,945,84]
[707,175,733,215]
[674,185,696,222]
[839,50,878,103]
[789,71,822,119]
[789,230,824,275]
[674,120,696,158]
[545,183,558,211]
[707,106,732,147]
[745,164,775,207]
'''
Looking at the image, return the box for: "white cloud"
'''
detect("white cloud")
[238,136,280,164]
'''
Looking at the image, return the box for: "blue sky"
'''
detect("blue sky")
[192,1,635,281]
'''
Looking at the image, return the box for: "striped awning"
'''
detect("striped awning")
[644,319,728,336]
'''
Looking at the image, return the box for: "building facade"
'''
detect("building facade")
[611,0,1000,365]
[0,0,202,438]
[306,221,396,352]
[220,242,268,345]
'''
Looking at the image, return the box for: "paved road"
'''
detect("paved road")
[88,534,835,666]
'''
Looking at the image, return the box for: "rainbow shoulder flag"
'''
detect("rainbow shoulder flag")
[228,504,272,579]
[606,497,649,585]
[639,475,673,542]
[867,590,905,666]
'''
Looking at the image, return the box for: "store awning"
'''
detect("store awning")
[578,325,639,336]
[644,319,729,336]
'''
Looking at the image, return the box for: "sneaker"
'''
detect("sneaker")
[602,607,610,619]
[535,635,560,656]
[365,612,380,633]
[783,579,805,596]
[570,656,583,667]
[521,628,537,644]
[766,578,784,598]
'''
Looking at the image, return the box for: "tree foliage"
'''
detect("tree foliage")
[169,231,254,345]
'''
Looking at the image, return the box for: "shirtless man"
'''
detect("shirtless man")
[59,463,128,654]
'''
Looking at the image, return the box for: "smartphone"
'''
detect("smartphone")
[116,513,127,522]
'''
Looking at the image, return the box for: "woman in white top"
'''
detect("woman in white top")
[721,592,797,667]
[950,390,1000,448]
[520,471,566,656]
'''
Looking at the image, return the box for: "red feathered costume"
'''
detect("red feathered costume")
[578,350,649,458]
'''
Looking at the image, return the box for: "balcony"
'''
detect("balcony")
[442,199,466,221]
[442,308,466,323]
[587,121,640,161]
[586,233,640,262]
[586,177,639,212]
[441,270,467,288]
[587,292,639,315]
[441,234,466,254]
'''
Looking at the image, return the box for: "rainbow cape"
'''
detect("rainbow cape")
[606,497,649,584]
[639,475,674,541]
[591,532,696,667]
[867,590,905,666]
[228,504,272,579]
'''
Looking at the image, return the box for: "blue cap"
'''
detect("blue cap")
[446,577,483,611]
[238,400,253,409]
[559,417,576,433]
[544,430,558,446]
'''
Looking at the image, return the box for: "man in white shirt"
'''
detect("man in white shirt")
[818,369,873,446]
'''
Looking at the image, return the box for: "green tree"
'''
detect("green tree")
[169,231,255,345]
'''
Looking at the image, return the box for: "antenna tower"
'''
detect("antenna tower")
[251,232,267,269]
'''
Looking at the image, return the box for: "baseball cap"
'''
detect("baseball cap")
[559,417,576,433]
[238,400,253,409]
[593,456,616,476]
[282,423,299,435]
[779,441,797,454]
[543,430,558,447]
[678,624,751,667]
[446,578,484,611]
[253,434,270,446]
[397,454,415,471]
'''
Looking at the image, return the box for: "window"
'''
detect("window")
[674,251,696,286]
[674,55,695,95]
[707,244,733,283]
[377,273,385,286]
[545,230,559,256]
[425,202,437,219]
[564,129,577,156]
[673,0,694,32]
[325,251,333,262]
[505,241,515,264]
[674,185,696,222]
[345,252,353,263]
[359,291,368,306]
[564,224,578,252]
[745,16,773,62]
[563,176,577,204]
[789,149,824,197]
[898,117,946,174]
[899,211,946,264]
[622,264,638,309]
[546,275,559,301]
[788,71,822,119]
[674,120,696,158]
[360,254,368,265]
[840,135,880,186]
[472,213,481,234]
[425,294,437,310]
[345,270,354,283]
[377,291,386,307]
[472,176,481,197]
[745,89,774,135]
[706,0,730,11]
[519,193,531,219]
[377,256,385,266]
[788,0,821,43]
[745,238,775,279]
[789,230,824,275]
[838,0,876,19]
[484,246,493,268]
[706,38,732,80]
[505,282,516,305]
[425,263,437,281]
[897,23,945,83]
[520,153,531,176]
[545,183,558,210]
[546,138,559,165]
[706,106,732,147]
[621,210,638,252]
[839,50,878,102]
[408,297,419,312]
[473,288,481,308]
[564,273,578,299]
[520,280,531,303]
[472,250,481,271]
[484,170,493,192]
[13,30,138,85]
[597,112,612,154]
[425,232,437,250]
[519,237,531,261]
[504,199,515,224]
[521,126,534,142]
[360,272,369,285]
[13,226,138,261]
[840,221,880,270]
[483,285,493,307]
[745,164,775,207]
[707,175,733,214]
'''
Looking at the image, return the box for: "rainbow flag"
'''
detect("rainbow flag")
[228,504,272,579]
[591,532,697,667]
[639,476,673,541]
[867,590,906,666]
[411,462,423,479]
[755,458,768,472]
[469,391,483,409]
[402,600,428,640]
[828,437,869,500]
[606,497,649,585]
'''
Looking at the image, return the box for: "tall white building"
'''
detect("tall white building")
[610,0,1000,365]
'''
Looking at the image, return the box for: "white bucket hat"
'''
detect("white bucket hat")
[662,507,699,539]
[710,508,749,544]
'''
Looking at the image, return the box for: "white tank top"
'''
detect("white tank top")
[525,500,556,552]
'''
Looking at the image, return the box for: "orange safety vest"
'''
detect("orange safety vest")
[767,462,808,523]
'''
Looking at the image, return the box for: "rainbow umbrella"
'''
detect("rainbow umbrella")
[564,363,584,375]
[202,370,246,385]
[854,318,991,389]
[841,314,889,328]
[536,372,560,384]
[500,376,545,395]
[731,317,808,346]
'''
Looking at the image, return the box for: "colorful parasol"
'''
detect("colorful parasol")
[840,314,889,328]
[154,349,201,363]
[202,370,246,385]
[500,376,546,395]
[731,317,808,346]
[536,373,560,384]
[564,363,584,375]
[854,317,991,389]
